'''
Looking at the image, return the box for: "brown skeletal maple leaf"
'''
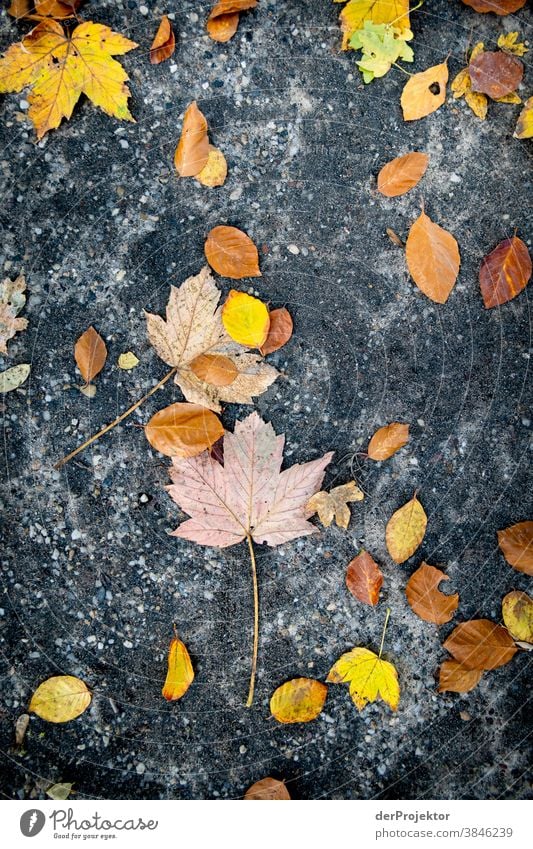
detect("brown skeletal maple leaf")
[0,275,28,355]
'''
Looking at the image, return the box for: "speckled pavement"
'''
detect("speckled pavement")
[0,0,531,800]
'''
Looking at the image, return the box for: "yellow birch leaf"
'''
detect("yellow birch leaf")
[514,97,533,139]
[221,290,270,348]
[270,677,327,724]
[162,636,194,701]
[118,351,139,370]
[327,647,400,711]
[465,89,488,119]
[502,591,533,644]
[29,675,91,723]
[195,146,228,187]
[386,494,427,563]
[339,0,411,50]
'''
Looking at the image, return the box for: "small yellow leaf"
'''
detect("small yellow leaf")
[270,677,327,724]
[221,290,270,348]
[327,647,400,712]
[118,351,139,370]
[0,362,30,393]
[498,31,528,57]
[162,636,194,701]
[502,591,533,644]
[29,675,91,723]
[494,91,521,104]
[195,146,228,187]
[451,67,471,99]
[465,89,488,119]
[339,0,411,49]
[386,494,427,563]
[514,96,533,139]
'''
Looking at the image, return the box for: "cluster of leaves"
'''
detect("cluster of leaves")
[452,35,527,122]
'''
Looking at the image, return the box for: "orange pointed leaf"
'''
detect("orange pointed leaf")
[260,307,293,355]
[204,225,261,279]
[162,636,194,701]
[345,551,383,606]
[497,521,533,575]
[150,15,175,65]
[74,326,107,384]
[406,211,460,304]
[443,619,517,670]
[244,777,291,800]
[479,236,531,309]
[367,422,409,461]
[377,152,429,197]
[145,402,224,458]
[437,660,483,693]
[174,101,210,177]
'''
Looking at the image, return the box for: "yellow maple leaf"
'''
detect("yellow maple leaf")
[0,19,137,138]
[327,647,400,711]
[338,0,411,50]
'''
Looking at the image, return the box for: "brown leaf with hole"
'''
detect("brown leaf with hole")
[190,352,238,387]
[204,225,261,279]
[469,51,523,100]
[479,236,531,309]
[306,480,364,529]
[497,521,533,575]
[150,15,175,65]
[406,562,459,624]
[386,495,427,564]
[74,326,107,385]
[377,152,429,197]
[260,307,293,355]
[346,551,383,606]
[367,422,409,461]
[401,62,448,121]
[162,636,194,701]
[406,211,460,304]
[461,1,526,14]
[437,659,483,693]
[443,619,517,670]
[145,402,224,458]
[174,101,210,177]
[244,777,291,800]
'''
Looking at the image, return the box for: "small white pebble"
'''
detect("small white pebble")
[287,244,299,255]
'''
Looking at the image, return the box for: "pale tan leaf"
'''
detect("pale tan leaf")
[306,480,364,529]
[0,362,30,393]
[29,675,91,723]
[0,274,28,354]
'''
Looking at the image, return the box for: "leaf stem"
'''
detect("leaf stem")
[53,366,178,469]
[245,533,259,708]
[378,607,391,658]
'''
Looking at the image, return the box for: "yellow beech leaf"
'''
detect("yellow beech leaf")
[514,97,533,139]
[386,494,427,563]
[221,290,270,348]
[401,62,448,121]
[270,677,327,724]
[502,591,533,644]
[117,351,139,370]
[29,675,91,723]
[339,0,411,50]
[162,636,194,701]
[306,480,364,529]
[327,647,400,711]
[0,19,137,139]
[195,146,228,187]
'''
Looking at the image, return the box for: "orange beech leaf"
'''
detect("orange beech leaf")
[260,307,293,355]
[8,0,81,20]
[461,1,526,13]
[346,551,383,606]
[189,352,238,387]
[377,152,429,197]
[174,101,210,177]
[405,211,460,304]
[145,402,224,458]
[162,636,194,701]
[150,15,175,65]
[74,326,107,385]
[207,13,240,43]
[401,62,448,121]
[367,422,409,461]
[204,225,261,279]
[437,659,483,693]
[479,236,531,309]
[244,778,291,800]
[497,521,533,575]
[270,677,327,724]
[469,51,523,99]
[443,620,517,670]
[406,562,459,624]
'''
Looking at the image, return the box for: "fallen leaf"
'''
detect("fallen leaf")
[270,678,327,724]
[0,20,137,138]
[8,1,81,21]
[207,0,258,44]
[451,43,488,119]
[437,659,483,693]
[514,96,533,139]
[497,521,533,575]
[349,20,414,83]
[327,647,399,711]
[465,88,489,119]
[260,307,293,355]
[306,480,364,529]
[502,591,533,644]
[46,782,73,800]
[345,550,383,605]
[79,383,96,399]
[386,228,404,247]
[244,777,291,800]
[221,290,270,348]
[469,51,523,99]
[0,363,30,393]
[461,0,526,13]
[405,210,461,304]
[0,274,28,354]
[494,91,521,104]
[174,101,210,177]
[195,146,228,187]
[145,402,224,458]
[145,267,278,412]
[443,619,517,670]
[149,15,175,65]
[162,635,194,701]
[401,62,448,121]
[406,562,459,624]
[29,675,91,723]
[74,326,107,385]
[377,152,429,197]
[479,236,531,308]
[117,351,139,370]
[339,0,411,50]
[204,225,261,279]
[14,713,30,748]
[168,411,333,547]
[190,352,239,386]
[367,422,409,460]
[386,494,427,564]
[498,31,528,57]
